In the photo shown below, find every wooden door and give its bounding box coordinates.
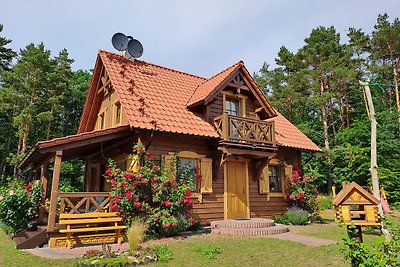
[226,161,248,219]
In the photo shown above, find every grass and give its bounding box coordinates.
[0,209,389,267]
[0,231,76,267]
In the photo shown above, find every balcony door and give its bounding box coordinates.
[226,98,241,138]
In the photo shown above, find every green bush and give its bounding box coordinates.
[315,195,333,211]
[155,244,173,262]
[277,207,310,225]
[0,179,35,232]
[341,215,400,267]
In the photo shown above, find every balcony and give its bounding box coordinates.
[213,113,276,148]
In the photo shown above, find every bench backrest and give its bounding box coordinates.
[59,212,123,226]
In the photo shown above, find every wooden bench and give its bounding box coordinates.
[59,212,127,249]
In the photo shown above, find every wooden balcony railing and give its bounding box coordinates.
[213,113,276,146]
[58,192,111,214]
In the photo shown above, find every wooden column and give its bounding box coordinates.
[37,163,49,224]
[47,151,63,232]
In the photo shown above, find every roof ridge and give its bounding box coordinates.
[99,50,207,81]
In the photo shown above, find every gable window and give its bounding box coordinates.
[113,101,122,126]
[269,166,281,192]
[98,112,106,130]
[225,98,240,116]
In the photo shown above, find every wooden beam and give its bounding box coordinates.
[37,163,49,224]
[47,151,63,232]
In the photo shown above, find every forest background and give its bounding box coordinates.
[0,14,399,206]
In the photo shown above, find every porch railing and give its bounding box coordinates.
[58,192,112,214]
[214,113,276,146]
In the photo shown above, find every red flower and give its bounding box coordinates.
[137,176,142,181]
[134,198,139,203]
[154,217,159,222]
[111,179,117,186]
[112,205,118,211]
[172,222,177,227]
[134,202,142,208]
[126,191,132,199]
[121,181,126,188]
[146,153,154,159]
[124,173,133,179]
[139,149,145,153]
[105,168,112,176]
[173,182,178,189]
[163,223,170,229]
[114,197,120,204]
[165,179,170,185]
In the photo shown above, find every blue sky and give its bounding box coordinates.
[0,1,399,77]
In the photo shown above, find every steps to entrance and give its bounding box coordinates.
[12,226,47,249]
[211,218,288,237]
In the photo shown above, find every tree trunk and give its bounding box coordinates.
[320,79,332,193]
[392,61,400,124]
[359,80,390,242]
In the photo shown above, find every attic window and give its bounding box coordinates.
[114,101,122,126]
[99,112,106,129]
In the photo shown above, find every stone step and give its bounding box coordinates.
[211,218,275,229]
[211,224,289,236]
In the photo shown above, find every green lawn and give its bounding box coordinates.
[0,210,384,267]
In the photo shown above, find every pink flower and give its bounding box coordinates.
[126,191,132,199]
[163,223,171,229]
[165,179,170,185]
[172,223,177,227]
[137,176,142,181]
[134,198,139,203]
[114,197,120,204]
[134,202,142,208]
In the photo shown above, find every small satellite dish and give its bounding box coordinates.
[126,39,144,59]
[111,33,129,51]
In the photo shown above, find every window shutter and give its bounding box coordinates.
[163,154,176,179]
[259,165,270,194]
[200,158,213,194]
[283,164,293,194]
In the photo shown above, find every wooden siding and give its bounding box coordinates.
[95,90,128,130]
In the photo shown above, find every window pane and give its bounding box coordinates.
[177,158,197,192]
[226,98,240,116]
[269,166,281,192]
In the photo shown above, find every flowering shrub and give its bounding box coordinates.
[285,166,319,215]
[105,144,196,236]
[0,179,36,232]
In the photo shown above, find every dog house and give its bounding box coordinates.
[333,182,380,226]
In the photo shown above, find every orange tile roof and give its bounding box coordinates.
[80,50,319,151]
[98,51,218,138]
[187,62,242,106]
[267,110,321,152]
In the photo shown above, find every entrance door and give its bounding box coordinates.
[226,161,248,219]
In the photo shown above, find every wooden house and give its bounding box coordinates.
[333,182,380,226]
[18,51,320,246]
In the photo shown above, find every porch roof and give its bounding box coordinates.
[18,125,133,172]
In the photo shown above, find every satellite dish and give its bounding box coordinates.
[111,33,129,51]
[126,39,144,59]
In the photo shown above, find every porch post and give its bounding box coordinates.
[37,163,49,224]
[47,151,62,232]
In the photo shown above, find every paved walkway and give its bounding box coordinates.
[24,232,336,259]
[267,232,337,247]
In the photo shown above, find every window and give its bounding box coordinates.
[98,112,106,129]
[225,98,240,116]
[114,102,122,126]
[177,158,199,192]
[269,166,281,192]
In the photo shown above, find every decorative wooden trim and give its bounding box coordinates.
[253,158,270,182]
